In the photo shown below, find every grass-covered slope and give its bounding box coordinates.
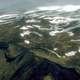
[0,11,80,80]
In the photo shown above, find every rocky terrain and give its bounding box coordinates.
[0,5,80,80]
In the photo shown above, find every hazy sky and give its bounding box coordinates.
[0,0,80,12]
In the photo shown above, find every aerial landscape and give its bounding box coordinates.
[0,0,80,80]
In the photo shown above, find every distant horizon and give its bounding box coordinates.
[0,0,80,12]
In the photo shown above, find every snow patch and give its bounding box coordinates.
[0,14,18,19]
[26,19,40,23]
[27,25,33,28]
[37,6,60,11]
[24,40,30,44]
[78,47,80,53]
[53,48,58,51]
[49,16,75,25]
[33,25,41,28]
[24,10,37,14]
[65,51,77,57]
[67,32,74,36]
[20,25,33,30]
[37,5,80,12]
[20,31,31,37]
[32,31,43,37]
[71,39,80,42]
[58,5,80,12]
[49,31,60,36]
[20,26,29,30]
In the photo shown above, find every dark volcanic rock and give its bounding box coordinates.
[27,59,80,80]
[0,42,9,50]
[0,44,80,80]
[10,54,80,80]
